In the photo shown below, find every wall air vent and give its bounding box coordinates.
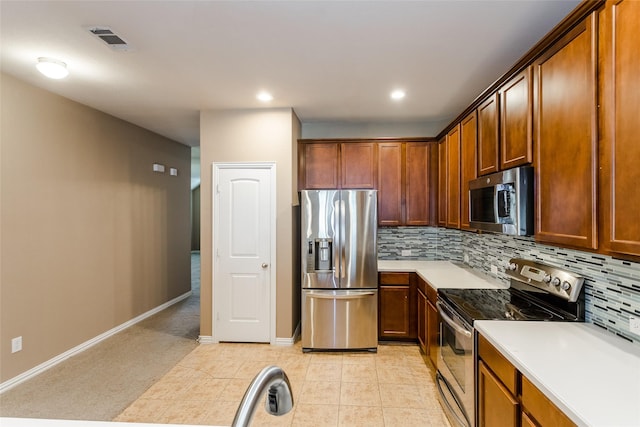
[85,26,134,52]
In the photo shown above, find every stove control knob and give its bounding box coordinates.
[507,262,518,271]
[561,281,572,291]
[543,274,552,283]
[551,277,561,287]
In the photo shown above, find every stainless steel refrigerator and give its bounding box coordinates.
[301,189,378,352]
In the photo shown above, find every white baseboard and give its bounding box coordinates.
[197,335,216,344]
[274,322,300,346]
[199,322,300,347]
[0,291,192,394]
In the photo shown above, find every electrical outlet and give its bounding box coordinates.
[630,317,640,335]
[11,336,22,353]
[463,253,469,263]
[490,265,498,274]
[401,249,411,257]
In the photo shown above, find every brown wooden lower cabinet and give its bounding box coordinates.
[521,376,576,427]
[416,275,439,367]
[378,273,416,340]
[478,334,577,427]
[426,298,439,368]
[379,285,410,338]
[521,411,537,427]
[417,287,427,353]
[478,361,519,427]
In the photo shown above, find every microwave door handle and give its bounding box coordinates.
[493,187,500,221]
[500,190,509,217]
[436,302,472,338]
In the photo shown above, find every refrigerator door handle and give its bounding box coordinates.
[333,198,340,280]
[340,199,346,279]
[307,291,376,300]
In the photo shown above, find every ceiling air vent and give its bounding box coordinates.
[86,26,134,52]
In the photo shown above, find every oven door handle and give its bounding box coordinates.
[436,301,472,338]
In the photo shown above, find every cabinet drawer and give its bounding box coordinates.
[521,376,576,427]
[379,272,410,285]
[478,334,519,395]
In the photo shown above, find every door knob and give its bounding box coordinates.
[262,263,269,269]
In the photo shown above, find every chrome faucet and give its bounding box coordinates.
[231,365,294,427]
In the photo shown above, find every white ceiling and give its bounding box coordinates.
[1,1,580,148]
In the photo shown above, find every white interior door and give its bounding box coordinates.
[213,163,275,343]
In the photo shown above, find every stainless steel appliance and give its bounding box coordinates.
[469,166,533,236]
[301,189,378,352]
[436,258,585,427]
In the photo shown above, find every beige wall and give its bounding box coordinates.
[199,108,300,339]
[0,74,191,383]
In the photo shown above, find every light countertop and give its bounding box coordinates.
[378,260,507,290]
[475,321,640,427]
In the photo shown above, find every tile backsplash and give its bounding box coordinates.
[378,226,640,346]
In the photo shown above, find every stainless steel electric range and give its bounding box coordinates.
[435,258,586,427]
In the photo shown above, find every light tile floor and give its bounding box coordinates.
[114,342,451,426]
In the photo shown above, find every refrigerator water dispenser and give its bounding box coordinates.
[306,238,333,272]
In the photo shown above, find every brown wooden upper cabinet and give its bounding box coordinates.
[378,142,404,226]
[340,142,377,189]
[428,143,440,226]
[446,125,461,229]
[499,67,533,170]
[599,0,640,258]
[300,142,339,189]
[534,13,598,250]
[438,136,447,227]
[461,111,477,230]
[299,141,376,190]
[378,142,432,226]
[477,93,500,176]
[405,143,431,225]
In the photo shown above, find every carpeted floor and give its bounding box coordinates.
[0,252,201,421]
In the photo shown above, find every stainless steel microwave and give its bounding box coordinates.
[469,166,534,236]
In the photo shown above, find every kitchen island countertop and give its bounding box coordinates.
[475,321,640,427]
[378,259,507,290]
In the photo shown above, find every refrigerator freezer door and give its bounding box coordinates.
[341,190,378,289]
[302,289,378,351]
[301,190,339,289]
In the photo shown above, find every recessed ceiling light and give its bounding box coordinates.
[36,57,69,79]
[390,90,406,100]
[257,92,273,102]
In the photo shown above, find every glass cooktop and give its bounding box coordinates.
[437,286,582,326]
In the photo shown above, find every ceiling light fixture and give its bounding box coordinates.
[391,90,406,100]
[257,92,273,102]
[36,57,69,79]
